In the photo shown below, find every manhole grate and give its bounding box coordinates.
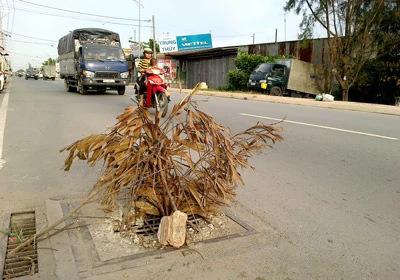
[2,212,38,280]
[123,214,205,236]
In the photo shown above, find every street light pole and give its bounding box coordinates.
[131,0,144,84]
[152,15,156,55]
[132,0,143,59]
[138,0,141,60]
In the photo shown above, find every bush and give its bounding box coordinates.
[349,58,400,105]
[226,69,249,91]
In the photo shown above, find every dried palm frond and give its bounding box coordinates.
[60,84,283,227]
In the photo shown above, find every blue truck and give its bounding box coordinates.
[58,28,129,95]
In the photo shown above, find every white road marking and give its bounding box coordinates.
[240,113,399,140]
[0,91,10,169]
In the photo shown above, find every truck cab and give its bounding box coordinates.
[78,45,129,94]
[247,63,289,95]
[58,28,129,95]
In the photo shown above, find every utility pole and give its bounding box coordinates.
[0,9,3,71]
[252,33,255,44]
[138,0,141,59]
[281,13,287,41]
[152,15,156,56]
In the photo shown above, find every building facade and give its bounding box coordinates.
[161,38,330,89]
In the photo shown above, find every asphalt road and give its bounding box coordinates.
[0,78,399,279]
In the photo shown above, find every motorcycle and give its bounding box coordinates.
[131,67,169,117]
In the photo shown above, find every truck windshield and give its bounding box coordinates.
[255,63,273,73]
[83,46,126,61]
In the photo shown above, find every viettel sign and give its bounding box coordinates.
[176,33,212,51]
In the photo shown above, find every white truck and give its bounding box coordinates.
[247,58,327,97]
[43,65,56,80]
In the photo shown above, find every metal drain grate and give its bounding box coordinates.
[129,214,205,236]
[2,212,38,280]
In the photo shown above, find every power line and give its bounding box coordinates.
[8,39,55,46]
[7,32,57,42]
[12,7,152,27]
[6,0,10,32]
[17,0,150,22]
[11,0,15,33]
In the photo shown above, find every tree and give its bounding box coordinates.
[59,85,283,238]
[284,0,387,101]
[12,85,284,252]
[42,58,57,66]
[129,39,160,55]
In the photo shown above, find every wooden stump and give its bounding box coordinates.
[157,211,188,248]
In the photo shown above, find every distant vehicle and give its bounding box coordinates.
[247,59,327,98]
[17,72,23,78]
[25,69,38,80]
[0,72,4,92]
[38,72,43,79]
[43,65,56,80]
[3,71,8,83]
[58,28,129,95]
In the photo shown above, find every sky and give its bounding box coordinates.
[0,0,308,71]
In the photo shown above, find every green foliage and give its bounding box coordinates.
[147,39,160,53]
[347,3,400,105]
[234,51,268,74]
[349,58,400,105]
[42,58,57,66]
[284,0,395,101]
[129,39,160,54]
[225,51,294,91]
[41,58,57,71]
[0,228,25,243]
[226,69,250,91]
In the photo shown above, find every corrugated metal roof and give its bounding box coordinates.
[162,47,239,59]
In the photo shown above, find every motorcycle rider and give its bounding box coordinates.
[137,47,170,106]
[137,48,153,106]
[144,58,166,107]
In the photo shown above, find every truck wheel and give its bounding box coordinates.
[270,86,283,96]
[117,86,125,95]
[79,85,87,95]
[52,77,55,80]
[78,79,87,95]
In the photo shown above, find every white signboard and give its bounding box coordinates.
[158,38,178,53]
[130,43,139,52]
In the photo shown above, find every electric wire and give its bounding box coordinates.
[12,7,152,27]
[16,0,149,22]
